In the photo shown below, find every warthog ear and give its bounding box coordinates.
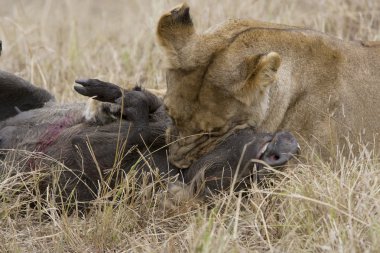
[156,3,195,62]
[237,52,281,104]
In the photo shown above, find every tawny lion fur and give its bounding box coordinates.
[157,4,380,168]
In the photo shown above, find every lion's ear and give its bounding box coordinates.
[236,52,281,104]
[156,3,195,60]
[247,52,281,88]
[247,52,281,89]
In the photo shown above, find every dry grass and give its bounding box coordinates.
[0,0,380,252]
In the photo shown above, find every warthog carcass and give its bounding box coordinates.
[0,68,298,203]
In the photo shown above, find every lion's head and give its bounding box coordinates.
[157,4,282,168]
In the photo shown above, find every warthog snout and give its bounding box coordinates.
[261,131,299,167]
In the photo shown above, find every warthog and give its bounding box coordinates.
[0,69,299,203]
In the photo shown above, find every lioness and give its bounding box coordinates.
[157,4,380,167]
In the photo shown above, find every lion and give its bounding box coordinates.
[157,3,380,168]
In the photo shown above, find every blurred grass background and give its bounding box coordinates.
[0,0,378,102]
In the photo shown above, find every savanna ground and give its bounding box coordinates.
[0,0,380,252]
